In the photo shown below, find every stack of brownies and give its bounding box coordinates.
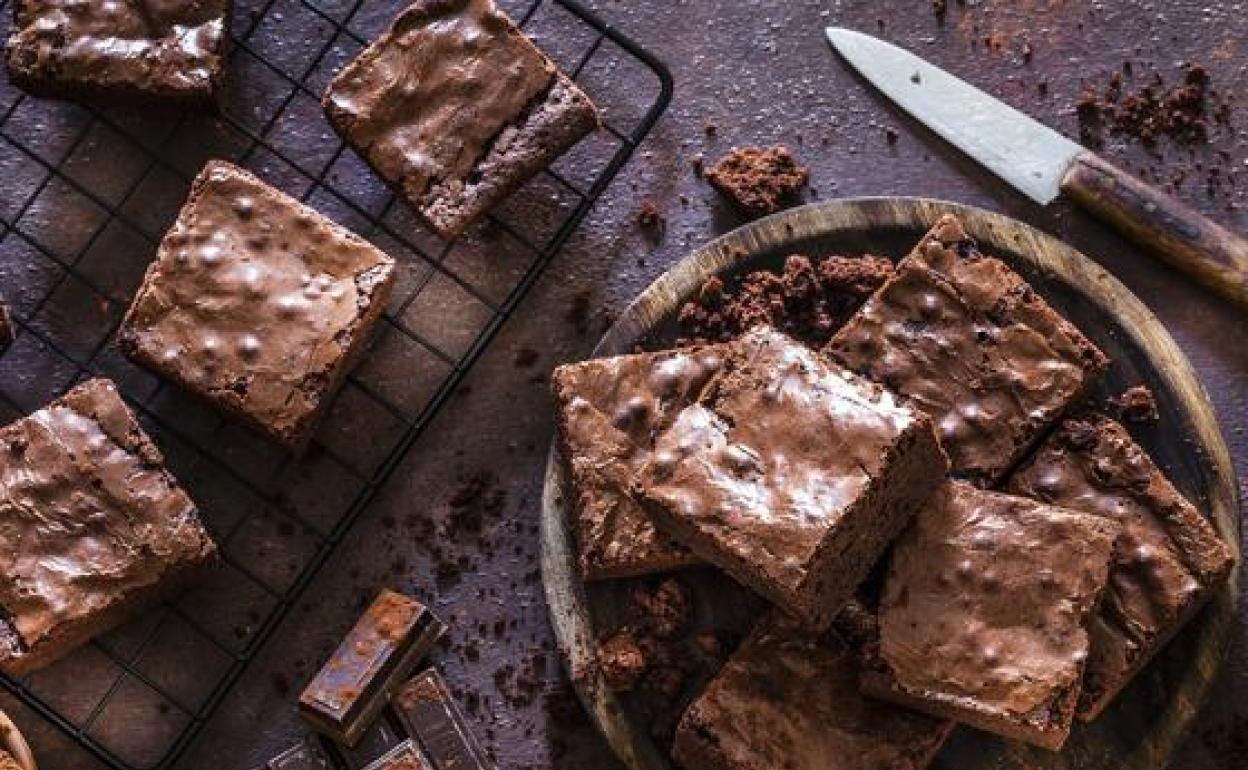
[552,214,1235,770]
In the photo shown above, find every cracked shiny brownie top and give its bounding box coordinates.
[552,346,729,580]
[118,160,396,451]
[828,214,1109,486]
[0,378,216,675]
[1007,413,1234,720]
[865,481,1119,750]
[6,0,230,103]
[323,0,599,239]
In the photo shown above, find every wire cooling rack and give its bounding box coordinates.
[0,0,671,767]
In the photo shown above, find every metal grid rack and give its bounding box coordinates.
[0,0,671,767]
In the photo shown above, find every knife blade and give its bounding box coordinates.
[825,27,1248,308]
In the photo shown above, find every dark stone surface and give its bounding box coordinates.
[0,2,1243,769]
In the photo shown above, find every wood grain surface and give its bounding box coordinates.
[1061,153,1248,309]
[541,198,1242,770]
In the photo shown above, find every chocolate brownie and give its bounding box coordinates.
[863,482,1119,750]
[673,613,953,770]
[637,326,948,630]
[6,0,229,105]
[1006,414,1235,720]
[0,378,216,675]
[0,750,19,770]
[677,254,894,348]
[118,161,396,453]
[828,215,1109,486]
[323,0,600,240]
[552,348,729,580]
[704,146,808,218]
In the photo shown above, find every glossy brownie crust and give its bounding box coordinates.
[0,379,216,675]
[6,0,230,105]
[828,214,1109,486]
[552,348,729,580]
[638,326,947,630]
[323,0,600,239]
[674,613,953,770]
[864,482,1119,750]
[118,161,396,452]
[1007,414,1235,720]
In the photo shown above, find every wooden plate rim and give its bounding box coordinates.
[540,196,1241,770]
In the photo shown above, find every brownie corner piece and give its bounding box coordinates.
[5,0,231,104]
[0,377,216,675]
[828,214,1108,486]
[1006,412,1235,720]
[322,0,600,240]
[637,326,947,630]
[672,613,952,770]
[118,160,396,452]
[866,481,1119,750]
[550,347,726,580]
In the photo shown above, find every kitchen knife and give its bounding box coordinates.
[825,27,1248,308]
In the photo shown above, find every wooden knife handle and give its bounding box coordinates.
[1060,151,1248,308]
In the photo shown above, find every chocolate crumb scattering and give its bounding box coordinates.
[1110,384,1159,423]
[677,253,894,349]
[704,146,809,218]
[637,199,665,242]
[1077,63,1230,148]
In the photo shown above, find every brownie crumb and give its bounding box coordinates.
[513,347,540,368]
[1110,384,1159,423]
[637,199,666,242]
[932,0,948,21]
[884,126,900,145]
[677,253,893,348]
[565,290,593,335]
[598,629,646,691]
[705,146,809,218]
[1077,63,1228,148]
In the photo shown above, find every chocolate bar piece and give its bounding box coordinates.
[361,741,433,770]
[392,668,493,770]
[252,738,334,770]
[300,591,446,746]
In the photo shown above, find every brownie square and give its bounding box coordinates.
[827,215,1109,486]
[674,612,953,770]
[637,326,948,630]
[1006,414,1235,720]
[118,161,396,452]
[863,481,1119,750]
[0,378,217,675]
[551,347,728,580]
[6,0,230,105]
[322,0,600,240]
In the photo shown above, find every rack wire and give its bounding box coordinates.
[0,0,672,767]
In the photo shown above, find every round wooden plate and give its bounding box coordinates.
[540,198,1241,770]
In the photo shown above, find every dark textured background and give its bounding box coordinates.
[1,1,1245,769]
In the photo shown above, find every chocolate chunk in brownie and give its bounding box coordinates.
[678,253,894,348]
[828,214,1109,486]
[6,0,230,105]
[863,482,1119,750]
[637,326,948,630]
[552,347,731,580]
[704,146,809,218]
[1006,414,1234,720]
[323,0,600,240]
[118,161,396,453]
[673,613,953,770]
[0,378,216,675]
